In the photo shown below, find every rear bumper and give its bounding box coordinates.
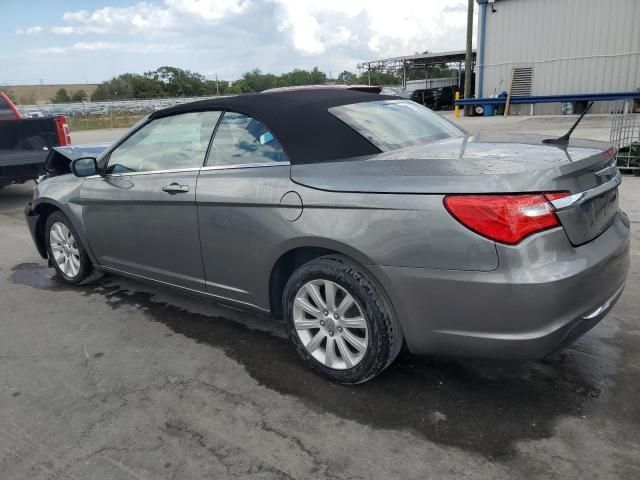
[372,211,630,359]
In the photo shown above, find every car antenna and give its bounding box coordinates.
[542,101,594,146]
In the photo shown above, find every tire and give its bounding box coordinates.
[45,211,93,284]
[474,105,484,116]
[283,255,402,384]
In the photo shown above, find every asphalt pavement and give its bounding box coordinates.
[442,112,618,142]
[0,123,639,478]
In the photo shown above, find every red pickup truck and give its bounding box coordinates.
[0,91,71,189]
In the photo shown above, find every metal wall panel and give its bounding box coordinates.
[477,0,640,114]
[404,78,458,92]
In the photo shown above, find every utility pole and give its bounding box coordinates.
[215,74,219,95]
[463,0,474,116]
[402,60,407,89]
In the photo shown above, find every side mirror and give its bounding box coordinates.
[70,157,98,177]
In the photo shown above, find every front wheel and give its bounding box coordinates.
[283,255,402,384]
[45,211,93,284]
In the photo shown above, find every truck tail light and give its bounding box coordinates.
[55,115,71,146]
[443,193,570,245]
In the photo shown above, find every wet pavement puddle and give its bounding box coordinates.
[12,262,612,459]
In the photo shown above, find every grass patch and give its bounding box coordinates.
[617,143,640,169]
[68,113,146,131]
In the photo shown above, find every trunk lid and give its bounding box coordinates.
[291,134,620,245]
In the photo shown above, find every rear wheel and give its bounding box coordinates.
[283,255,402,384]
[45,211,92,284]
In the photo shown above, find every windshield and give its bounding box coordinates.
[329,99,463,152]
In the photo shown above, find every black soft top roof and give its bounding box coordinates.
[150,90,397,164]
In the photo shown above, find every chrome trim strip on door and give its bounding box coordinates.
[205,280,250,294]
[200,161,290,172]
[86,167,203,179]
[550,172,622,211]
[85,162,290,179]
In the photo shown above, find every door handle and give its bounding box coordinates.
[162,183,190,194]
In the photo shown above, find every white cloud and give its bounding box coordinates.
[72,42,120,51]
[11,0,476,84]
[165,0,251,21]
[273,1,363,55]
[16,26,43,35]
[57,3,175,35]
[48,0,250,37]
[28,41,183,56]
[43,0,474,58]
[49,26,74,35]
[28,42,118,55]
[272,0,474,59]
[27,46,67,55]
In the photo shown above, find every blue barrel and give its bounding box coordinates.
[483,104,495,116]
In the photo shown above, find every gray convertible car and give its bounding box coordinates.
[25,89,629,383]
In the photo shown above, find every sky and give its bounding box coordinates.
[2,0,477,85]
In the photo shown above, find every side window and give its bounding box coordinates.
[106,111,221,174]
[207,112,287,167]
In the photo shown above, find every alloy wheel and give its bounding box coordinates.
[293,279,369,370]
[49,222,81,278]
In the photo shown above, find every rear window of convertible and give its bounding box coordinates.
[328,99,463,152]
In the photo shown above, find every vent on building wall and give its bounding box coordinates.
[510,66,533,97]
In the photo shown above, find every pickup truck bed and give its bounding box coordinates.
[0,116,70,188]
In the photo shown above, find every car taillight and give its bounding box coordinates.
[543,192,571,202]
[602,146,616,160]
[55,115,71,146]
[443,193,570,245]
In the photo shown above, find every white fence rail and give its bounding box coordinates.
[17,96,225,118]
[610,100,640,171]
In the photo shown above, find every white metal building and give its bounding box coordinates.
[476,0,640,114]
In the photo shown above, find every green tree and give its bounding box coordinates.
[357,70,399,86]
[145,66,208,97]
[51,88,71,103]
[278,67,327,87]
[231,69,279,93]
[90,65,338,99]
[229,67,330,93]
[126,73,166,98]
[91,76,136,101]
[337,70,358,84]
[204,79,230,95]
[405,65,458,81]
[70,89,87,102]
[5,90,18,104]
